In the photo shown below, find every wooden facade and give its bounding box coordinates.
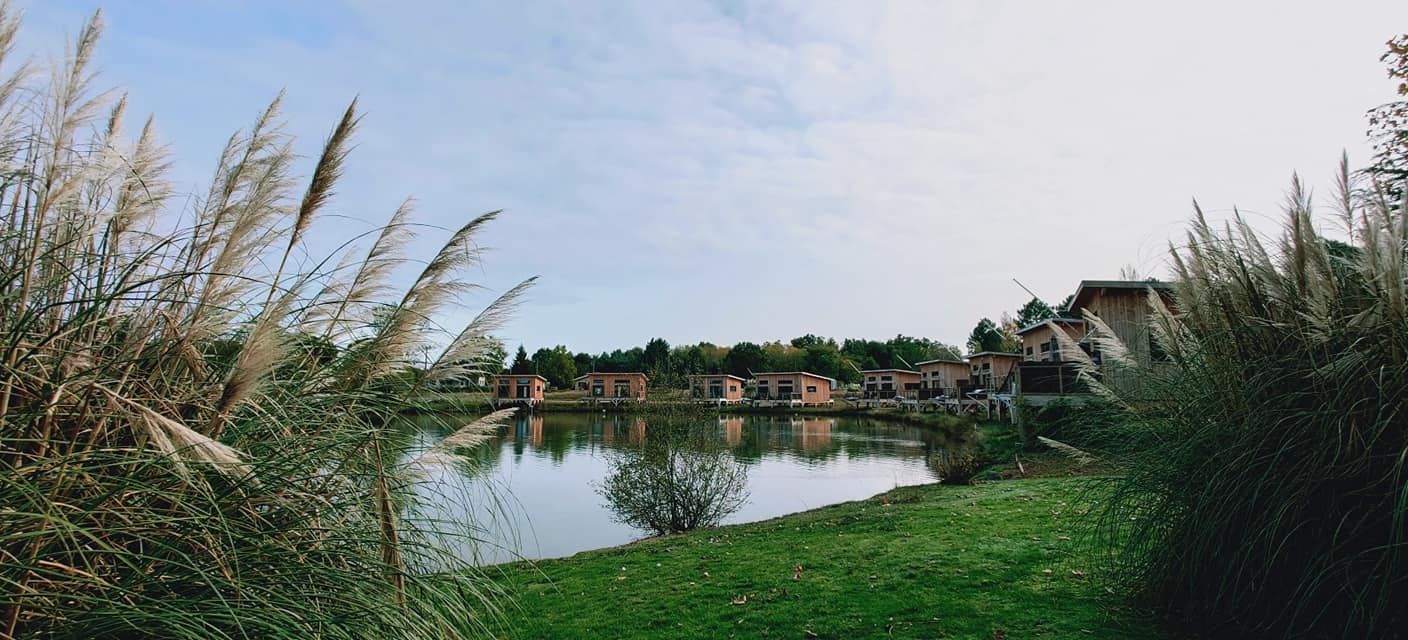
[965,352,1021,391]
[1016,318,1085,362]
[688,374,746,403]
[1069,280,1174,397]
[750,372,834,405]
[861,369,922,399]
[916,359,967,397]
[580,372,649,402]
[492,374,546,407]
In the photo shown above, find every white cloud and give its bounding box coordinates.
[19,0,1408,352]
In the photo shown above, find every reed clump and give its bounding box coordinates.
[1075,158,1408,638]
[0,7,530,639]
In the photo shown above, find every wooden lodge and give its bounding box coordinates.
[1017,317,1085,362]
[492,374,546,408]
[580,372,648,406]
[964,352,1021,393]
[1012,280,1174,411]
[688,374,746,404]
[750,372,835,406]
[859,368,922,407]
[915,358,967,401]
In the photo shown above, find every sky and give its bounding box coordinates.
[17,1,1408,354]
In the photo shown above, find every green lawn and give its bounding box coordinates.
[487,478,1156,639]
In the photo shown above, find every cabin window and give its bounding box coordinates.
[881,375,892,381]
[982,363,991,370]
[1025,347,1033,356]
[1040,343,1051,352]
[806,386,817,393]
[729,385,737,392]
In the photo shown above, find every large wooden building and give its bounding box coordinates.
[751,372,834,406]
[861,369,922,400]
[1069,279,1174,396]
[1016,318,1085,362]
[965,352,1022,391]
[580,372,649,403]
[492,374,546,408]
[916,359,968,399]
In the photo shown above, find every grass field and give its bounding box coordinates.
[486,478,1156,639]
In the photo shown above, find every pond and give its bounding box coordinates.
[402,411,974,565]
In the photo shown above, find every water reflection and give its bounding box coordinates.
[401,412,979,563]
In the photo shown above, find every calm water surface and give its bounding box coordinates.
[404,412,965,564]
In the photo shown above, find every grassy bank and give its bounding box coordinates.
[487,478,1155,639]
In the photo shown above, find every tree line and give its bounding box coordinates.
[499,295,1079,389]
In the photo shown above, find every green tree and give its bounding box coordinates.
[530,345,577,388]
[573,351,594,374]
[966,318,1005,353]
[642,337,672,383]
[1016,297,1056,327]
[724,341,766,377]
[1367,34,1408,191]
[510,345,531,374]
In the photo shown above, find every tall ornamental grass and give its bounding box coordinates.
[0,7,531,639]
[1072,158,1408,638]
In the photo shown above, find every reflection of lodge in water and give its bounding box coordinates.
[719,416,744,446]
[756,418,836,452]
[510,414,545,447]
[591,415,647,446]
[792,418,833,451]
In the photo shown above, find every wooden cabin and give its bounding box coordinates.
[915,359,967,399]
[580,372,648,403]
[1067,279,1174,396]
[861,369,921,400]
[1016,318,1085,362]
[750,372,834,406]
[688,374,746,404]
[964,353,1021,392]
[492,374,546,407]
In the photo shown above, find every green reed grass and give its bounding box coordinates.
[0,6,532,638]
[1066,157,1408,637]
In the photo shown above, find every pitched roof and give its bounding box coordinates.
[580,371,650,381]
[687,374,747,381]
[966,351,1022,359]
[1070,279,1173,310]
[1014,317,1084,336]
[859,368,920,374]
[914,358,966,366]
[751,371,838,383]
[494,374,547,381]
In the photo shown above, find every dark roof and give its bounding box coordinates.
[581,371,650,381]
[1014,317,1084,336]
[752,371,837,383]
[914,358,966,366]
[1071,279,1173,310]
